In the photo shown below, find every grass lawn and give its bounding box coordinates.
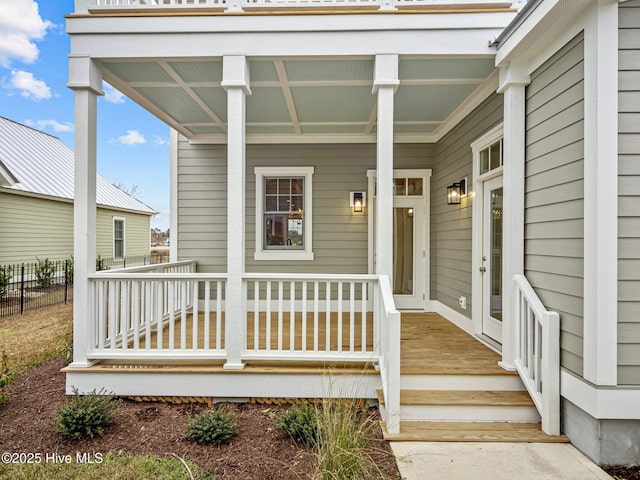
[0,453,215,480]
[0,303,72,374]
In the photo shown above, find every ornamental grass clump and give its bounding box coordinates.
[185,409,238,446]
[275,402,319,447]
[54,388,121,439]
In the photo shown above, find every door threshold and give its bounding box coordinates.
[475,333,502,355]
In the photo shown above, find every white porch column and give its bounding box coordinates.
[222,55,251,369]
[497,62,529,369]
[67,54,103,367]
[583,0,618,386]
[373,54,399,280]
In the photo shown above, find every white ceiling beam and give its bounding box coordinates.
[274,59,302,135]
[159,61,227,132]
[102,69,193,139]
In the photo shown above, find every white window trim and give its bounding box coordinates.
[113,216,126,260]
[254,166,314,261]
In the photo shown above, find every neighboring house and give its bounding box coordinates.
[65,0,640,466]
[0,117,156,264]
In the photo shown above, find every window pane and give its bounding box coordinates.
[265,215,304,248]
[265,215,286,246]
[288,219,303,247]
[278,195,290,212]
[290,195,303,213]
[265,178,278,195]
[394,178,406,196]
[490,140,501,170]
[291,178,303,194]
[278,178,290,193]
[265,195,277,212]
[480,148,489,174]
[407,178,423,196]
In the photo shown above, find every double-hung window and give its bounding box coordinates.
[113,217,125,259]
[254,167,314,261]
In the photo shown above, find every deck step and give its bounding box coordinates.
[378,389,540,422]
[400,374,525,391]
[378,390,535,407]
[381,421,569,443]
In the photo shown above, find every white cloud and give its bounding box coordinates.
[103,82,125,104]
[25,119,74,133]
[153,135,169,147]
[0,0,53,67]
[4,70,51,100]
[114,130,146,146]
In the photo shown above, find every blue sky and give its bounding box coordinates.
[0,0,171,230]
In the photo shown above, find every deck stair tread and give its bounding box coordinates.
[377,389,535,407]
[381,421,570,443]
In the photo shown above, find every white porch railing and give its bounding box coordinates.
[513,274,560,436]
[85,264,401,432]
[77,0,519,12]
[376,275,401,434]
[243,273,377,362]
[88,261,227,360]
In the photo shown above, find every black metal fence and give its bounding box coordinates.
[0,253,170,318]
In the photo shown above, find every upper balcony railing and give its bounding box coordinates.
[75,0,521,13]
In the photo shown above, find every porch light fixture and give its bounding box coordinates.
[350,192,366,213]
[446,178,467,205]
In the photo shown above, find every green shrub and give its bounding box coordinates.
[276,402,319,447]
[0,266,11,298]
[0,351,13,406]
[96,256,108,272]
[65,256,74,284]
[54,388,121,439]
[185,409,237,446]
[35,257,55,287]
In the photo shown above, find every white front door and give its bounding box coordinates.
[368,169,430,311]
[481,175,503,343]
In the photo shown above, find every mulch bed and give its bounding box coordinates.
[0,357,399,479]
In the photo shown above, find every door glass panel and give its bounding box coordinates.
[490,188,503,320]
[394,178,406,196]
[393,207,414,295]
[407,178,423,196]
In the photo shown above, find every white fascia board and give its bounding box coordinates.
[561,371,640,420]
[67,12,516,35]
[496,0,584,68]
[70,29,503,58]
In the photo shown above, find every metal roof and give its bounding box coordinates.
[0,116,156,215]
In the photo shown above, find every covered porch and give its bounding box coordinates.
[66,2,560,436]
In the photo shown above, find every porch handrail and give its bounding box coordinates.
[98,259,196,275]
[376,274,400,435]
[513,274,560,436]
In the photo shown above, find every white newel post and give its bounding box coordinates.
[373,54,399,280]
[222,55,251,369]
[497,62,529,369]
[68,54,103,367]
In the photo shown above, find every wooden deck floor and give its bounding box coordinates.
[89,312,503,376]
[400,313,509,376]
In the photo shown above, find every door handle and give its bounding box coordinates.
[479,266,486,272]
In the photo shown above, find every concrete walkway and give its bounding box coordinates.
[391,442,613,480]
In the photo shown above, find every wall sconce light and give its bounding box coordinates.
[350,192,366,213]
[446,178,467,205]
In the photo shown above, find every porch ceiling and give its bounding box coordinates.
[101,56,495,142]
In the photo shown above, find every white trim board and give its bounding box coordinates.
[561,370,640,420]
